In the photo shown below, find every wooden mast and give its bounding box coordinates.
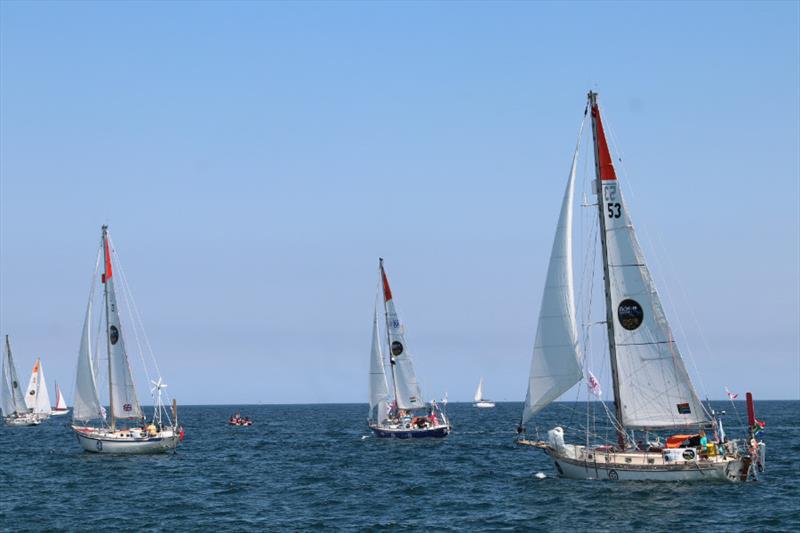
[588,92,626,448]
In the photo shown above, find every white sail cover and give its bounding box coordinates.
[474,377,485,402]
[381,265,426,410]
[73,265,104,422]
[368,307,390,424]
[1,338,29,416]
[521,132,584,426]
[54,383,68,410]
[593,104,709,429]
[25,359,52,415]
[104,235,143,421]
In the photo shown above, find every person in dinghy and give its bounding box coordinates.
[366,259,451,439]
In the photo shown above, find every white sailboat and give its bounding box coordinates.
[25,358,52,421]
[71,225,182,454]
[473,377,495,408]
[1,336,41,426]
[51,381,70,416]
[367,258,451,438]
[517,92,764,482]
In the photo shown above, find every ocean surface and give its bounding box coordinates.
[1,401,798,531]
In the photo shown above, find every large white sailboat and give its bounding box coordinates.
[367,258,451,439]
[51,381,70,416]
[1,336,41,426]
[25,358,51,421]
[517,92,764,482]
[473,377,495,408]
[71,225,182,454]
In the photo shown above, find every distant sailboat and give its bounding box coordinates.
[71,225,182,453]
[51,381,69,416]
[25,358,51,421]
[367,258,451,438]
[517,92,763,482]
[1,336,41,426]
[473,377,495,408]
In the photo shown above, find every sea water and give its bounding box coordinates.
[0,401,797,531]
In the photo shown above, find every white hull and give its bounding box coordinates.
[3,413,42,426]
[50,409,70,416]
[473,401,495,408]
[73,426,179,454]
[540,444,752,482]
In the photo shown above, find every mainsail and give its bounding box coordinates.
[73,254,104,422]
[103,231,143,423]
[474,377,485,402]
[368,306,390,424]
[54,382,68,410]
[1,336,29,416]
[521,122,584,426]
[25,358,52,416]
[380,261,426,410]
[590,96,709,429]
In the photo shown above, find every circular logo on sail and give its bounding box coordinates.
[29,390,35,396]
[109,325,119,345]
[12,380,17,389]
[617,299,643,331]
[391,341,404,356]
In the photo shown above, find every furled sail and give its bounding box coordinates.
[368,306,390,424]
[73,258,104,422]
[521,125,584,426]
[591,102,709,429]
[1,336,29,416]
[25,358,52,415]
[103,233,143,422]
[380,262,426,410]
[474,377,485,402]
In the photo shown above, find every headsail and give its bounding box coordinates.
[73,252,104,422]
[590,95,709,429]
[25,358,52,415]
[54,382,68,410]
[1,336,29,416]
[474,377,485,402]
[380,261,426,410]
[521,120,584,426]
[103,229,143,424]
[368,306,390,424]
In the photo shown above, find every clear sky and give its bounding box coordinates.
[1,1,798,405]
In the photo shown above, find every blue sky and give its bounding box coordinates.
[1,1,798,405]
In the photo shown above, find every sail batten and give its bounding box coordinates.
[522,121,584,426]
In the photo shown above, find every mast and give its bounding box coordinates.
[379,258,401,414]
[102,225,115,430]
[588,91,625,448]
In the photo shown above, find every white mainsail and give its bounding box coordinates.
[368,306,390,424]
[2,336,29,416]
[73,259,104,422]
[103,233,143,423]
[54,382,68,410]
[25,358,52,416]
[521,125,584,426]
[591,101,709,430]
[474,377,485,402]
[380,262,426,410]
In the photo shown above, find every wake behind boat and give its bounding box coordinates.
[367,259,451,439]
[517,92,764,482]
[1,336,41,426]
[473,377,495,408]
[71,225,182,454]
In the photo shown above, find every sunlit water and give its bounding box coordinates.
[1,401,797,531]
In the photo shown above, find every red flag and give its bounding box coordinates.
[102,236,113,283]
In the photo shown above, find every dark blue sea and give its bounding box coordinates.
[1,401,798,531]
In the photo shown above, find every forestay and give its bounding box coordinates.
[381,265,426,411]
[103,234,143,422]
[592,103,709,429]
[368,307,390,424]
[521,122,584,426]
